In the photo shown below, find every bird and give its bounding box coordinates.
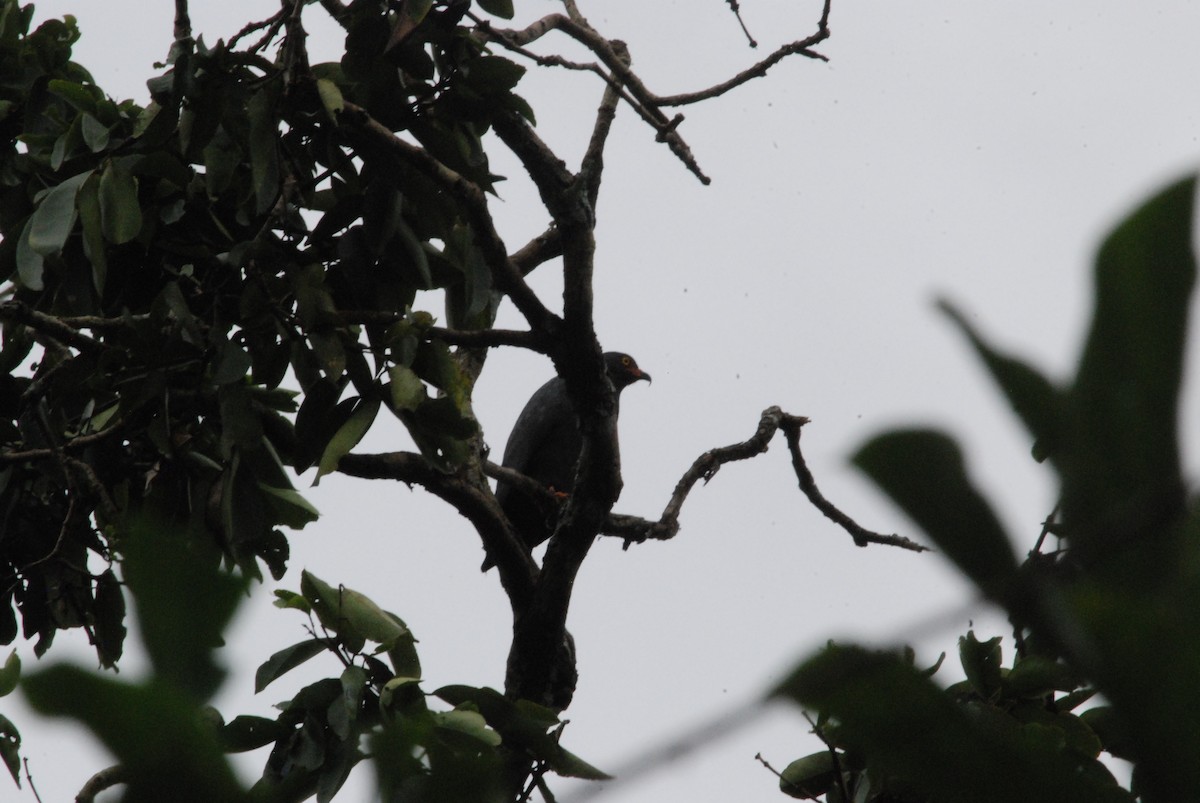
[484,352,651,571]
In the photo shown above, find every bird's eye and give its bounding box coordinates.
[622,356,631,366]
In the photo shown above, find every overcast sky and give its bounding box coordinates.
[11,1,1200,801]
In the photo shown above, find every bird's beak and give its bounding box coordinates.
[637,369,652,384]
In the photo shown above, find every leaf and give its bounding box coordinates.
[0,713,18,787]
[316,78,344,120]
[315,396,379,482]
[1062,175,1195,558]
[98,159,142,244]
[93,569,127,669]
[779,751,839,799]
[255,639,328,693]
[80,112,109,152]
[76,172,107,294]
[939,300,1063,462]
[119,514,248,701]
[15,217,44,291]
[388,364,426,411]
[221,715,286,753]
[433,708,502,749]
[0,650,19,697]
[258,484,320,529]
[247,87,280,215]
[852,429,1016,599]
[27,170,91,256]
[22,667,246,801]
[476,0,514,19]
[959,631,1002,700]
[1004,656,1080,699]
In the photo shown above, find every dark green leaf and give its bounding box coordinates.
[76,172,107,294]
[258,484,320,529]
[940,299,1063,462]
[247,87,281,215]
[23,667,247,801]
[99,159,142,244]
[28,170,91,255]
[255,639,328,693]
[771,645,1130,803]
[80,113,109,152]
[433,708,502,749]
[959,631,1002,700]
[119,514,248,701]
[852,429,1016,598]
[476,0,515,20]
[779,751,839,799]
[1062,175,1195,558]
[93,569,127,669]
[222,715,286,753]
[315,396,379,482]
[0,650,18,697]
[0,713,18,787]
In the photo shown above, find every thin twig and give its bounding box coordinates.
[779,413,925,551]
[24,757,43,803]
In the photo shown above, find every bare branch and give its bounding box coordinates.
[610,407,927,554]
[779,413,926,551]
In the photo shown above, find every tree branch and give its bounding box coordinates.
[609,407,927,553]
[336,451,539,606]
[0,301,106,353]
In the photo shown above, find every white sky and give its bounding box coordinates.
[9,1,1200,801]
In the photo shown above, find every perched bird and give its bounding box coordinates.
[485,352,651,571]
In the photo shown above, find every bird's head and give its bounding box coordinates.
[604,351,652,390]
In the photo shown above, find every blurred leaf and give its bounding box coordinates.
[1062,176,1195,558]
[23,667,247,802]
[0,713,18,787]
[852,429,1016,598]
[120,515,248,700]
[1004,655,1080,699]
[940,299,1063,462]
[770,645,1131,803]
[0,650,18,697]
